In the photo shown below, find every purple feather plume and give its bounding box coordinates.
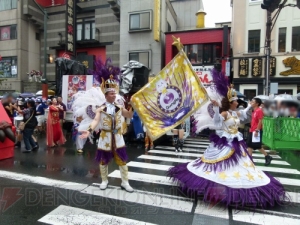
[211,69,229,97]
[88,58,120,84]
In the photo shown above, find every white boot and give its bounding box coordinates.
[99,165,109,190]
[119,165,134,193]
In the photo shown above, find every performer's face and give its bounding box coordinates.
[105,91,116,103]
[230,100,238,109]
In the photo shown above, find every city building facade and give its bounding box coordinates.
[119,0,204,76]
[0,0,41,94]
[0,0,121,93]
[231,0,300,98]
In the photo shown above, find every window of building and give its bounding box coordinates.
[0,57,17,78]
[167,22,171,32]
[278,89,293,95]
[77,18,95,41]
[36,32,40,41]
[184,43,222,65]
[129,51,150,68]
[244,89,257,101]
[292,26,300,52]
[248,30,261,53]
[0,0,17,11]
[278,27,286,52]
[0,25,17,41]
[129,11,151,32]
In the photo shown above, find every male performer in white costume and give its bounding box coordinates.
[80,76,134,192]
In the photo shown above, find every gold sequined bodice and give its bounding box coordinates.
[223,111,240,135]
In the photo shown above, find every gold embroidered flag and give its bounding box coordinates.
[131,36,209,141]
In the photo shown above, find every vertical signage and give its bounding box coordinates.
[66,0,76,56]
[238,59,249,76]
[225,62,230,77]
[252,58,262,77]
[153,0,161,42]
[270,57,276,76]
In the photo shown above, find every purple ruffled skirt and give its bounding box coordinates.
[95,147,128,165]
[167,134,289,208]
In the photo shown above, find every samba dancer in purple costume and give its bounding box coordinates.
[168,70,288,208]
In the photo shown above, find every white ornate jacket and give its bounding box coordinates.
[97,103,127,152]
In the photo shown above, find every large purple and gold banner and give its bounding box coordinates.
[131,37,209,141]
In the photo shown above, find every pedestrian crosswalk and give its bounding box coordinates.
[0,138,300,225]
[104,138,300,224]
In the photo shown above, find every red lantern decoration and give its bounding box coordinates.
[35,0,66,8]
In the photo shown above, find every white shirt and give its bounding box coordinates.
[105,102,116,115]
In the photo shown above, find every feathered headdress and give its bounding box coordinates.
[211,69,237,102]
[88,58,120,85]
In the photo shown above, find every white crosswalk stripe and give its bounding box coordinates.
[38,205,157,225]
[138,154,290,166]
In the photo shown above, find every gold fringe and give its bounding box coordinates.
[201,149,235,164]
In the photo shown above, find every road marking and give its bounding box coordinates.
[182,144,209,148]
[155,146,204,153]
[232,208,300,225]
[127,161,300,175]
[138,155,191,163]
[109,169,300,188]
[149,149,281,159]
[184,141,210,144]
[148,150,202,158]
[186,138,210,142]
[127,162,172,171]
[156,146,276,155]
[138,155,289,166]
[81,185,194,213]
[195,201,229,219]
[38,205,156,225]
[0,170,88,191]
[276,177,300,187]
[109,170,173,186]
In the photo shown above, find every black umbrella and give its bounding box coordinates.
[20,93,35,98]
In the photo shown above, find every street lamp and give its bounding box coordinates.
[32,0,49,100]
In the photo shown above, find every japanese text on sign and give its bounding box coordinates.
[66,0,75,55]
[270,57,276,76]
[252,58,262,77]
[238,59,249,76]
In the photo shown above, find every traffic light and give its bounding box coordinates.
[261,0,282,12]
[261,0,272,10]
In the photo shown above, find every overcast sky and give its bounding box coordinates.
[202,0,232,27]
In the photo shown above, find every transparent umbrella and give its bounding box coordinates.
[255,95,270,101]
[11,92,21,98]
[274,94,294,101]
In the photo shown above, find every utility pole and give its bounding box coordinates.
[265,10,272,95]
[42,8,48,101]
[33,0,49,100]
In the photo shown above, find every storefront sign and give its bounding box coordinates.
[76,55,94,70]
[225,62,230,77]
[193,66,214,86]
[66,0,76,56]
[252,58,262,77]
[270,57,276,76]
[238,59,249,76]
